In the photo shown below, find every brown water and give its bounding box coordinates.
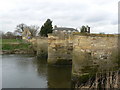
[2,54,72,88]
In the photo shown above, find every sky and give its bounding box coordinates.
[0,0,119,34]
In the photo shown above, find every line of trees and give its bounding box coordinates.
[1,31,21,39]
[15,24,39,37]
[2,18,93,39]
[1,19,53,39]
[14,19,53,38]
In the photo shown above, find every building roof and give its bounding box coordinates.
[53,27,78,32]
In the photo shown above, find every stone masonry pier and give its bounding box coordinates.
[48,33,73,65]
[72,35,118,76]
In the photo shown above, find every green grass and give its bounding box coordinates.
[2,43,30,50]
[1,39,30,50]
[1,39,23,44]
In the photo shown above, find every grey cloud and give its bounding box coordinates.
[111,20,118,25]
[85,15,107,23]
[0,0,118,33]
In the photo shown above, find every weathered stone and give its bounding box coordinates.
[36,37,48,59]
[72,35,118,77]
[48,34,73,65]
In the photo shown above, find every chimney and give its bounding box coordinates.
[86,26,90,33]
[88,26,90,33]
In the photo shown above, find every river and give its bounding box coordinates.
[2,54,72,88]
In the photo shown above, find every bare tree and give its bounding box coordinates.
[0,31,4,39]
[5,32,14,36]
[28,25,39,37]
[4,31,15,39]
[15,23,39,37]
[15,23,27,35]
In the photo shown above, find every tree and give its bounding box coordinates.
[0,31,4,39]
[28,25,39,37]
[80,26,87,33]
[15,23,27,35]
[80,25,90,33]
[99,32,105,34]
[15,23,39,37]
[39,25,45,36]
[5,31,14,36]
[5,31,15,39]
[39,19,53,37]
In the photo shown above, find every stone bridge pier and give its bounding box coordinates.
[37,37,48,59]
[71,35,119,88]
[48,33,73,65]
[72,35,118,76]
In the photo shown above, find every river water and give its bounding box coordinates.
[2,54,72,88]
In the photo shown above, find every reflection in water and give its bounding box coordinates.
[2,54,72,88]
[2,54,47,88]
[47,65,72,88]
[33,58,47,78]
[33,57,72,88]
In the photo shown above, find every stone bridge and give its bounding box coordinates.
[32,33,120,88]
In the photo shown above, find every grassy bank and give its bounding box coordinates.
[1,39,30,50]
[1,39,22,44]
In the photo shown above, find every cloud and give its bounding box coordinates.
[0,0,119,33]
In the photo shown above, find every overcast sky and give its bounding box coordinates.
[0,0,119,33]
